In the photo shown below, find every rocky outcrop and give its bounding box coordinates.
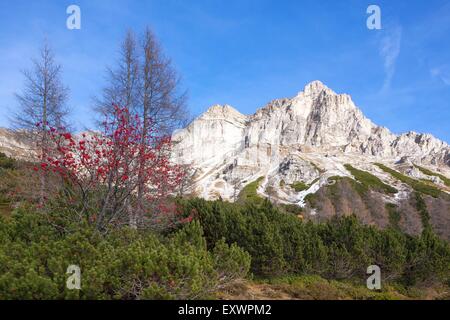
[0,128,36,160]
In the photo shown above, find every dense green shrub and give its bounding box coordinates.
[1,194,449,299]
[0,208,250,300]
[402,228,450,286]
[0,154,18,215]
[179,198,450,285]
[414,192,431,230]
[386,203,401,231]
[0,153,15,170]
[181,199,286,275]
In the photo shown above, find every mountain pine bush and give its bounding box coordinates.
[178,198,450,285]
[0,153,15,170]
[0,208,250,299]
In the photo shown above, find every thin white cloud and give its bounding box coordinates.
[430,66,450,86]
[379,25,402,93]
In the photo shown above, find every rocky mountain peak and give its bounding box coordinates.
[171,80,450,205]
[201,104,246,120]
[302,80,334,97]
[195,105,249,132]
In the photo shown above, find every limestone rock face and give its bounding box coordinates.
[172,104,248,166]
[172,81,450,202]
[0,128,35,160]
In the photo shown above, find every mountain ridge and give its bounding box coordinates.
[171,81,450,240]
[180,81,449,161]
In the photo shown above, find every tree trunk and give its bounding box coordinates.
[40,76,48,206]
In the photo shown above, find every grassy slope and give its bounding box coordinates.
[290,178,321,193]
[238,177,265,203]
[345,164,397,194]
[375,163,442,198]
[291,181,309,192]
[415,165,450,187]
[218,275,450,300]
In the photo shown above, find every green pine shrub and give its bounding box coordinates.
[178,198,450,286]
[0,153,15,170]
[0,208,251,300]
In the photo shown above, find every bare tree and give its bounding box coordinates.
[135,27,188,221]
[138,27,188,135]
[95,30,140,119]
[96,27,188,132]
[94,30,141,226]
[97,27,189,226]
[13,42,69,204]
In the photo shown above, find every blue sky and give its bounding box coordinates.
[0,0,449,142]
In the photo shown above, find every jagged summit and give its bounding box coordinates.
[199,104,247,122]
[204,104,236,114]
[302,80,333,96]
